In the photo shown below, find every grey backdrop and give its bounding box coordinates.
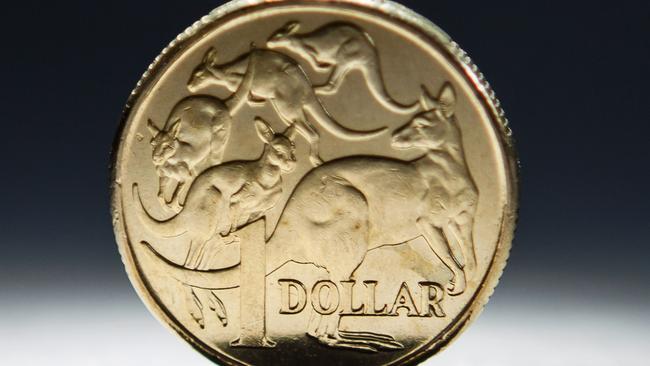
[1,1,648,365]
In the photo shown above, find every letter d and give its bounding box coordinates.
[278,279,307,314]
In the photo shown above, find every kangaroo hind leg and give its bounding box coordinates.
[452,212,477,278]
[294,119,322,166]
[316,61,355,95]
[307,277,403,352]
[416,218,466,296]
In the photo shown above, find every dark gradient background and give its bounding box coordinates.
[1,1,648,365]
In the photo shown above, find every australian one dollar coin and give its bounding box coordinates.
[111,0,518,364]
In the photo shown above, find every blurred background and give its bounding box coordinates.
[0,0,648,365]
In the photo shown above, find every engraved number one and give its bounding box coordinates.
[230,219,275,348]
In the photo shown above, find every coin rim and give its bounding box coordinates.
[109,1,519,365]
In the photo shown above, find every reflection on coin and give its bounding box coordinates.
[111,0,518,364]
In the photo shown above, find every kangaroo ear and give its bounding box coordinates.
[203,47,219,65]
[147,119,160,136]
[169,119,182,138]
[286,21,301,35]
[283,124,298,142]
[254,117,275,144]
[438,83,456,118]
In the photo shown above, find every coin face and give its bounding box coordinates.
[111,0,517,364]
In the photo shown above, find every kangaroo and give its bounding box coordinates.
[138,83,478,352]
[147,96,232,211]
[187,46,386,166]
[267,21,420,115]
[135,117,297,270]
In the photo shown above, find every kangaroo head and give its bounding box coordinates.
[255,118,297,173]
[148,119,181,166]
[391,83,458,151]
[188,47,226,92]
[267,21,301,50]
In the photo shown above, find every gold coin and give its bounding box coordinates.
[111,0,518,364]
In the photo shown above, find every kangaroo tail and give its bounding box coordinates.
[305,98,388,140]
[140,241,241,290]
[132,184,187,238]
[362,63,421,115]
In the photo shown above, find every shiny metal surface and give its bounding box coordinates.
[111,1,517,364]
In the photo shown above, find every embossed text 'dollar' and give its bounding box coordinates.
[278,279,446,317]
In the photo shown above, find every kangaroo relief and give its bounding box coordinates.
[113,4,518,362]
[267,21,421,115]
[147,96,232,211]
[391,84,479,285]
[134,117,297,270]
[140,84,479,352]
[188,46,387,166]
